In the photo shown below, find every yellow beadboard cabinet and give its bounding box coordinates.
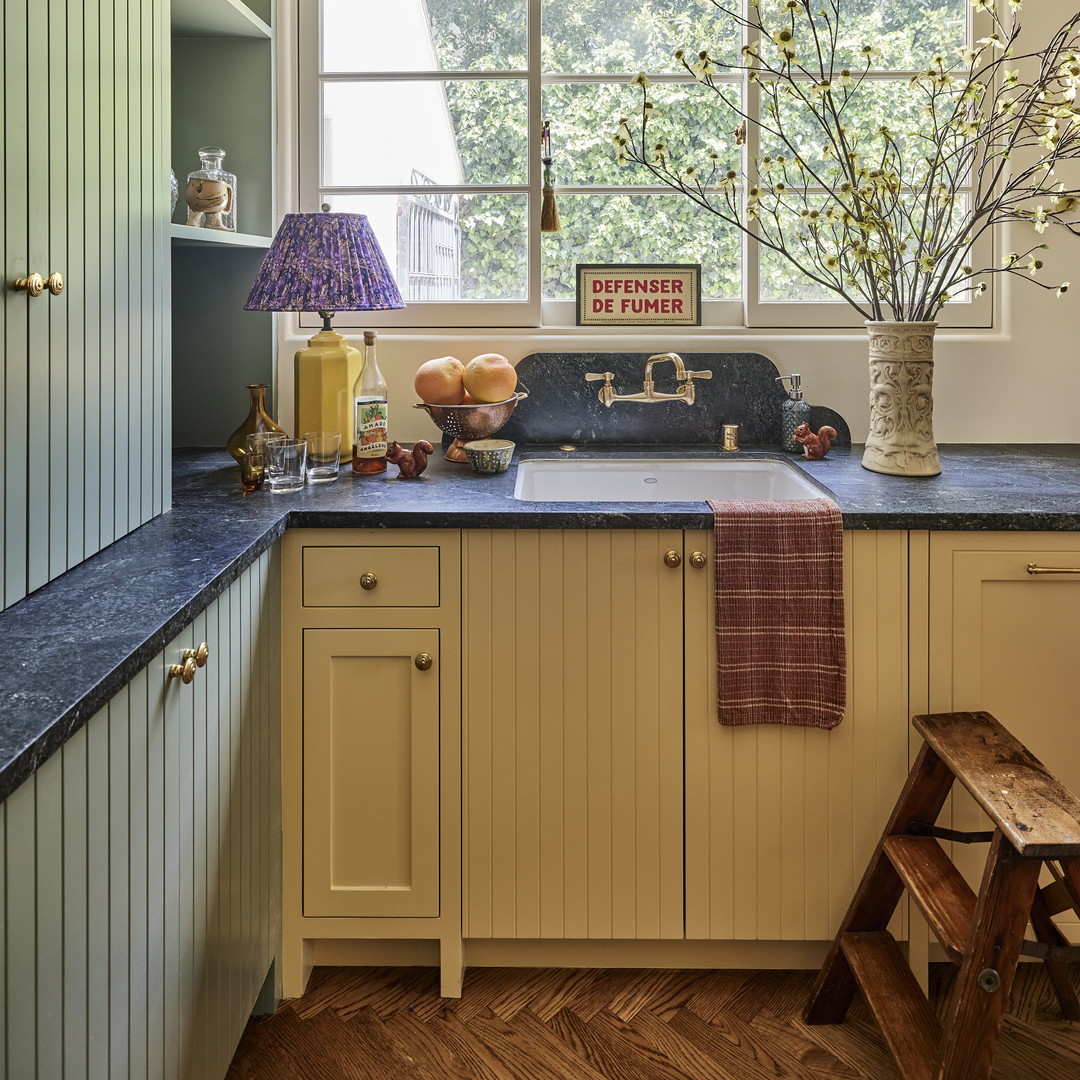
[917,531,1080,937]
[462,529,686,941]
[281,526,1080,991]
[684,529,910,942]
[461,529,910,949]
[280,529,463,999]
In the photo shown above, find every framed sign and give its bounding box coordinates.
[576,263,701,326]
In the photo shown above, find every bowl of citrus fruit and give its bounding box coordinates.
[413,353,527,462]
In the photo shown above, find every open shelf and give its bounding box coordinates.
[171,223,272,248]
[171,0,276,447]
[172,0,270,38]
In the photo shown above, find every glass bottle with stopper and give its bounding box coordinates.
[185,146,237,231]
[352,331,389,474]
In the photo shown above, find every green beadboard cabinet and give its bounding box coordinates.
[1,0,171,611]
[0,549,281,1080]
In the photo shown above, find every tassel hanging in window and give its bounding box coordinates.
[540,120,561,233]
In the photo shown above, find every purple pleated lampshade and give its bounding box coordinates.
[244,212,405,312]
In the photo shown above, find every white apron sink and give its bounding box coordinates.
[512,457,826,502]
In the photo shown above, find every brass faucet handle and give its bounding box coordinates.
[585,371,615,383]
[683,369,712,381]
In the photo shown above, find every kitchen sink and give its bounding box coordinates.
[512,456,827,502]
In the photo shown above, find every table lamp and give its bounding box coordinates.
[244,212,405,456]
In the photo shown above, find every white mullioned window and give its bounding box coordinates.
[297,0,989,329]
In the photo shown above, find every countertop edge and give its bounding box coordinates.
[3,442,1080,801]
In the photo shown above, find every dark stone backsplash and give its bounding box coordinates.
[496,352,850,449]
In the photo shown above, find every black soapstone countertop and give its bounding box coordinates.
[1,441,1079,802]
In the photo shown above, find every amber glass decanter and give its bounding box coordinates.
[226,383,286,464]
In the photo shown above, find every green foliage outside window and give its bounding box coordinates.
[417,0,988,304]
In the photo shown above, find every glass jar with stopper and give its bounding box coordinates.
[185,146,237,231]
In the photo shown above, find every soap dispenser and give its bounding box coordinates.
[776,374,810,452]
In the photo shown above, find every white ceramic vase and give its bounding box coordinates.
[861,321,941,477]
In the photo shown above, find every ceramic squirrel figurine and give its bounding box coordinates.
[792,422,836,460]
[386,440,435,478]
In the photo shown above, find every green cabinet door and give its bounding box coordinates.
[1,0,170,611]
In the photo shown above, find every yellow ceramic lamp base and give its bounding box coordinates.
[294,329,362,457]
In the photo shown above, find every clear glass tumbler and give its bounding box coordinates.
[267,438,307,493]
[303,431,342,484]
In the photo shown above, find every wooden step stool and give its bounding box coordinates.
[804,710,1080,1080]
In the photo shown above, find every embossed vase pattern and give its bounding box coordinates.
[861,321,941,477]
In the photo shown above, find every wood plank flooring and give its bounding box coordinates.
[226,964,1080,1079]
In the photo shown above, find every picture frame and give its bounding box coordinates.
[575,263,702,326]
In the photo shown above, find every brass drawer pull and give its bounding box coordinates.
[13,271,64,297]
[689,550,708,569]
[664,550,682,568]
[168,657,197,684]
[359,572,378,590]
[183,642,210,667]
[415,652,433,671]
[1027,563,1080,575]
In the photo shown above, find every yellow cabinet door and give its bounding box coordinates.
[303,627,441,918]
[928,533,1080,915]
[463,530,685,940]
[684,530,910,943]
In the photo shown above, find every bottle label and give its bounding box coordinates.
[354,399,389,457]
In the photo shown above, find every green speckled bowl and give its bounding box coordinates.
[463,439,515,475]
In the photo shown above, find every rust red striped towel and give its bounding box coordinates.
[707,497,845,729]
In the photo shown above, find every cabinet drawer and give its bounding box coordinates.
[303,546,441,607]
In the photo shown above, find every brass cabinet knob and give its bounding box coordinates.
[689,551,708,569]
[13,271,64,297]
[168,657,198,684]
[415,652,433,671]
[664,550,682,568]
[183,642,210,667]
[359,572,378,591]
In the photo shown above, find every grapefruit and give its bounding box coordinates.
[414,355,466,405]
[463,353,517,403]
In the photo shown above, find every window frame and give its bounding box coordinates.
[297,0,993,331]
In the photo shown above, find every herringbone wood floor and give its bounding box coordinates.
[226,964,1080,1079]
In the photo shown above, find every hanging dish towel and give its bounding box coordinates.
[707,497,845,729]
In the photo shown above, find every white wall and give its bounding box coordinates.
[276,1,1080,447]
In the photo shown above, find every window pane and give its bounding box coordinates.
[321,193,528,301]
[542,0,741,73]
[542,194,741,300]
[543,81,742,186]
[323,80,527,186]
[839,0,967,69]
[758,195,974,304]
[760,78,948,177]
[754,0,967,72]
[321,0,527,73]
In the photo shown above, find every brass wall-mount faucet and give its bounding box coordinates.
[584,352,712,407]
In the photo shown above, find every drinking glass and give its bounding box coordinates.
[242,431,285,491]
[266,438,307,493]
[303,431,342,484]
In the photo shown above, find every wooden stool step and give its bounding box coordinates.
[883,836,977,964]
[841,931,942,1080]
[805,711,1080,1080]
[914,711,1080,858]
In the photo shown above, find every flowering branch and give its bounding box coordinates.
[613,0,1080,320]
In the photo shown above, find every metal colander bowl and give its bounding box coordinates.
[413,392,527,461]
